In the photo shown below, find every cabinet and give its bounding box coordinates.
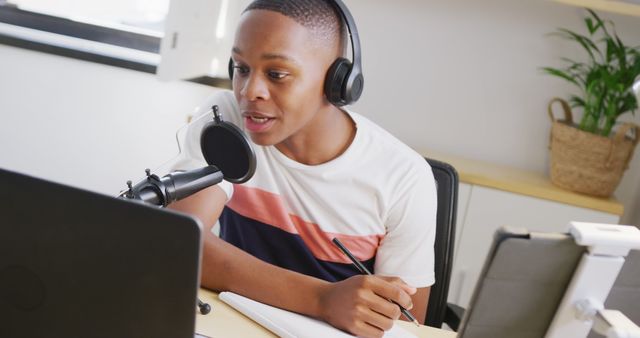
[422,150,623,307]
[450,185,619,306]
[551,0,640,17]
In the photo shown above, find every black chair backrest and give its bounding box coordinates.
[424,158,459,327]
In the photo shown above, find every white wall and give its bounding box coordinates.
[345,0,640,225]
[0,0,638,224]
[0,44,217,195]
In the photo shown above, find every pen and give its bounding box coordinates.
[331,238,420,327]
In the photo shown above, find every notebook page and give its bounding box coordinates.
[219,292,417,338]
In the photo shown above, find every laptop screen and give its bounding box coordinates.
[0,168,202,338]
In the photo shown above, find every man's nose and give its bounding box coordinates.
[240,73,270,101]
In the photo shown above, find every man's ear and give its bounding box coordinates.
[228,58,234,80]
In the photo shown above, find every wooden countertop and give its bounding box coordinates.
[420,149,624,216]
[551,0,640,17]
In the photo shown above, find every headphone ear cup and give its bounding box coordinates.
[324,58,352,106]
[228,58,234,80]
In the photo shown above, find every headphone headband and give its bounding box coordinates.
[331,0,361,76]
[324,0,364,106]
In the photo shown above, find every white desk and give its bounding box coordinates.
[195,289,456,337]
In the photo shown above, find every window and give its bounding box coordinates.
[0,0,241,86]
[7,0,170,34]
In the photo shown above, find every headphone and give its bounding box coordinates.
[228,0,364,106]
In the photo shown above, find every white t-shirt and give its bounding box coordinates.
[172,90,437,287]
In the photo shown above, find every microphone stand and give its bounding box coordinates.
[121,166,223,315]
[119,104,257,316]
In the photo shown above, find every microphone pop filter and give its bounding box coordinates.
[200,106,256,184]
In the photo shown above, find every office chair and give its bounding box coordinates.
[423,158,459,328]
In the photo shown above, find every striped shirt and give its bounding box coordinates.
[173,90,437,287]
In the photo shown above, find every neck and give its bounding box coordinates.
[275,105,356,165]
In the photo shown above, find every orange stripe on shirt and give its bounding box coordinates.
[228,185,383,263]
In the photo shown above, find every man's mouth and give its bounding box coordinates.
[248,116,271,124]
[244,114,275,133]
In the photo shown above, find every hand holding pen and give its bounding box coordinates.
[332,238,421,327]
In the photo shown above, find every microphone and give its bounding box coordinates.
[121,104,256,316]
[122,105,256,207]
[200,105,256,183]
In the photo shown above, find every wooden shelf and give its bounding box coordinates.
[551,0,640,17]
[420,149,625,216]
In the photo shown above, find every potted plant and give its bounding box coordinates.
[542,9,640,198]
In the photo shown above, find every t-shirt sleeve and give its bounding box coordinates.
[166,90,240,201]
[373,158,437,288]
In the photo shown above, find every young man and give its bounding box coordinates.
[169,1,437,337]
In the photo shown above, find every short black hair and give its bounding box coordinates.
[244,0,345,48]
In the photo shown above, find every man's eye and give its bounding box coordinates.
[268,71,288,80]
[234,65,249,75]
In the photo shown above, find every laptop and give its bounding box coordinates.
[0,168,203,338]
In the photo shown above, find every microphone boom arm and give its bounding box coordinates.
[122,165,223,207]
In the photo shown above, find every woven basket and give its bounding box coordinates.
[548,98,640,198]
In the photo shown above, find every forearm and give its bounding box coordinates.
[169,185,330,318]
[168,185,416,336]
[199,228,420,338]
[200,234,330,318]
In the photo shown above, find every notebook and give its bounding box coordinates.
[219,292,418,338]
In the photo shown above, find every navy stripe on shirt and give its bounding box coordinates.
[219,206,375,282]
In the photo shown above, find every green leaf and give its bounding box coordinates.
[585,66,603,88]
[631,52,640,80]
[541,67,580,86]
[619,92,638,112]
[570,95,586,108]
[587,9,604,28]
[560,57,581,65]
[557,28,601,61]
[615,35,628,71]
[606,39,616,63]
[589,10,614,41]
[585,17,595,34]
